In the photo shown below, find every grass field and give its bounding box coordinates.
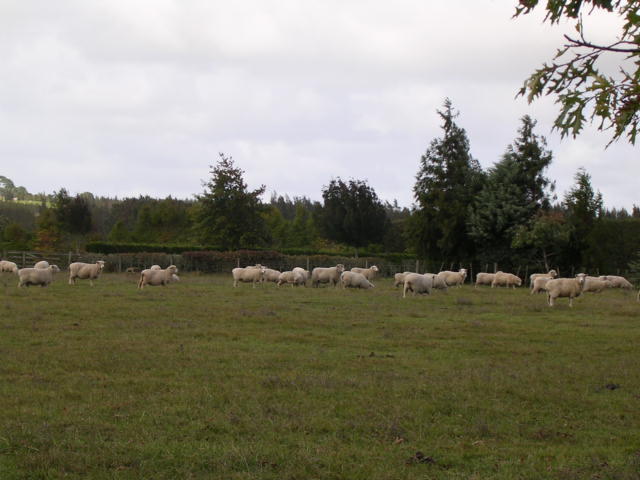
[1,273,639,479]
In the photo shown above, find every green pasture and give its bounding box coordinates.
[1,273,639,479]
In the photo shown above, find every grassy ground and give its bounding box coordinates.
[0,273,639,479]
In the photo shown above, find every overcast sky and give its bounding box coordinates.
[1,1,637,209]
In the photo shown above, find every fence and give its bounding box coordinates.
[2,250,635,282]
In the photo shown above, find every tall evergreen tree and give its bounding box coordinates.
[410,99,484,261]
[468,115,554,262]
[195,153,267,249]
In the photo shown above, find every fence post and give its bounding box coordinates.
[118,255,122,273]
[416,260,419,273]
[22,252,26,268]
[306,257,310,271]
[237,258,240,268]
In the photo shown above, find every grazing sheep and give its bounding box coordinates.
[277,270,305,287]
[292,267,310,286]
[34,260,50,269]
[0,260,18,274]
[311,264,345,287]
[529,269,558,286]
[68,260,105,286]
[491,272,522,288]
[582,276,612,293]
[138,265,179,289]
[394,271,415,288]
[437,269,467,287]
[545,273,587,307]
[530,276,552,294]
[18,265,61,287]
[598,275,634,289]
[474,272,497,288]
[403,273,435,298]
[340,271,374,289]
[262,268,281,283]
[350,265,379,282]
[232,266,265,288]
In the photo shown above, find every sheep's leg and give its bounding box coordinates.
[90,279,94,287]
[569,297,573,307]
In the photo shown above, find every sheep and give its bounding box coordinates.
[34,260,50,269]
[18,265,61,287]
[340,271,374,289]
[598,275,634,289]
[474,272,497,288]
[545,273,587,307]
[68,261,106,286]
[138,265,179,289]
[311,264,345,287]
[582,276,612,294]
[403,273,435,298]
[394,271,415,288]
[0,260,18,274]
[292,267,310,286]
[350,265,379,282]
[232,265,265,288]
[437,269,467,287]
[125,267,139,273]
[529,269,558,286]
[491,272,522,288]
[277,270,305,287]
[530,276,552,294]
[262,268,281,283]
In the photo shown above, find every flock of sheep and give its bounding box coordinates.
[1,259,638,306]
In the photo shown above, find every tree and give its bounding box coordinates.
[515,1,640,144]
[320,178,388,248]
[410,99,484,261]
[512,210,570,270]
[195,153,267,249]
[563,167,604,266]
[468,116,554,261]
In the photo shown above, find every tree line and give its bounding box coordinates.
[1,99,639,273]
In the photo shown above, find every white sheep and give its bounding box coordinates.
[68,261,105,286]
[598,275,634,289]
[430,273,449,291]
[529,269,558,286]
[403,273,435,298]
[311,264,345,287]
[292,267,310,286]
[530,276,552,295]
[262,268,281,283]
[350,265,379,282]
[34,260,50,269]
[394,271,415,288]
[491,272,522,288]
[18,265,61,287]
[437,269,467,287]
[340,271,374,289]
[474,272,497,288]
[582,276,612,293]
[545,273,587,307]
[138,265,179,289]
[232,265,265,288]
[0,260,18,274]
[277,270,305,287]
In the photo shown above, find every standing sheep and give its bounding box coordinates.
[491,272,522,288]
[474,272,497,288]
[529,270,558,286]
[277,271,305,287]
[437,269,467,287]
[262,268,281,284]
[68,260,106,286]
[292,267,310,286]
[545,273,587,307]
[598,275,634,289]
[138,265,179,289]
[18,265,61,287]
[530,276,552,295]
[340,271,374,289]
[403,273,435,298]
[0,260,18,274]
[394,272,415,288]
[311,264,345,287]
[232,266,265,288]
[350,265,379,282]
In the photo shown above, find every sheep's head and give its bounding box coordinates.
[336,264,345,273]
[514,276,523,286]
[167,265,178,274]
[97,260,105,270]
[575,273,587,287]
[51,265,61,273]
[549,269,558,278]
[371,265,379,272]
